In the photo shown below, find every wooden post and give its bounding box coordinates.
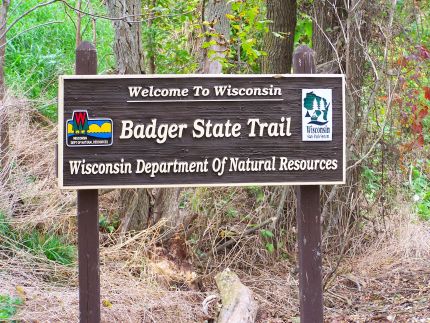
[75,41,100,323]
[293,45,324,323]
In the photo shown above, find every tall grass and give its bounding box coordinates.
[0,212,76,266]
[5,0,114,119]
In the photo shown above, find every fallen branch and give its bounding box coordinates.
[201,217,276,260]
[215,268,258,323]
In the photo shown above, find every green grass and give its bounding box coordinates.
[0,212,76,265]
[21,231,76,265]
[410,164,430,221]
[0,294,23,320]
[5,1,114,119]
[362,166,382,201]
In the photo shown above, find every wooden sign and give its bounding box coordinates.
[58,75,345,189]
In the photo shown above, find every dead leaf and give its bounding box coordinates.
[102,299,112,308]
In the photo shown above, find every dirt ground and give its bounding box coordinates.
[324,260,430,323]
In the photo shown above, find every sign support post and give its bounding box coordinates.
[75,41,101,323]
[293,45,324,323]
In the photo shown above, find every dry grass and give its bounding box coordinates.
[324,210,430,322]
[360,206,430,264]
[0,99,208,322]
[0,266,207,322]
[0,96,75,228]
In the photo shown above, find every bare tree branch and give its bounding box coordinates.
[0,0,197,43]
[311,16,345,74]
[0,0,60,40]
[63,2,77,31]
[75,0,82,47]
[0,21,64,49]
[60,0,196,24]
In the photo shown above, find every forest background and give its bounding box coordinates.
[0,0,429,322]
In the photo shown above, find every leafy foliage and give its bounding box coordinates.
[21,231,76,265]
[294,12,312,47]
[142,0,200,73]
[361,0,430,219]
[362,166,382,201]
[202,0,269,73]
[99,214,120,233]
[5,0,114,119]
[0,213,75,265]
[410,164,430,221]
[227,0,269,72]
[0,294,23,320]
[395,45,430,148]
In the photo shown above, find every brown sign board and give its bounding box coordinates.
[58,75,345,189]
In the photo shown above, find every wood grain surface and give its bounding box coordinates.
[59,75,345,188]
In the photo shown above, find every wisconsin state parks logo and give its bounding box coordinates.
[66,111,113,147]
[302,89,333,141]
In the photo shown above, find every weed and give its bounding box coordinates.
[260,229,274,239]
[21,231,76,265]
[260,229,275,253]
[265,243,275,253]
[362,166,382,201]
[0,294,23,320]
[99,214,120,233]
[226,207,238,218]
[0,212,12,236]
[178,191,193,210]
[410,164,430,221]
[0,213,75,265]
[245,186,265,203]
[0,212,18,244]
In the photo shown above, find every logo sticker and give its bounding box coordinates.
[302,89,332,141]
[66,110,113,147]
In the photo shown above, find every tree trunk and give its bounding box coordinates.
[76,0,82,48]
[106,0,180,232]
[261,1,297,248]
[106,0,150,232]
[312,0,343,74]
[89,1,97,46]
[145,0,181,230]
[199,0,231,74]
[106,0,145,74]
[312,0,371,242]
[312,0,370,130]
[261,0,297,74]
[0,0,10,172]
[146,0,156,74]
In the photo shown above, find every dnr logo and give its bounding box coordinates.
[302,89,332,141]
[66,111,113,147]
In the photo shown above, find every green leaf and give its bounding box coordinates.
[227,208,238,218]
[202,40,217,49]
[261,229,274,239]
[265,243,275,253]
[0,294,23,319]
